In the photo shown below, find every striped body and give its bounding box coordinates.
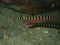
[17,16,55,21]
[26,22,60,29]
[34,23,60,29]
